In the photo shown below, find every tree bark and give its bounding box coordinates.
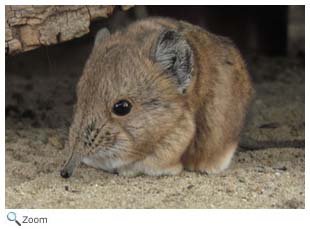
[5,5,131,55]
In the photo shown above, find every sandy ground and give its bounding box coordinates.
[5,38,304,208]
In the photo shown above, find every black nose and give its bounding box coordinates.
[60,169,71,179]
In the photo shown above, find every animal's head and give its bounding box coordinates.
[60,26,194,178]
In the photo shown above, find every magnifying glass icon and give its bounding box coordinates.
[7,212,21,226]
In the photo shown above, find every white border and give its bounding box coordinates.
[304,2,308,211]
[1,0,308,5]
[2,1,308,229]
[1,209,309,228]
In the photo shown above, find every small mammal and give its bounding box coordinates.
[60,17,254,178]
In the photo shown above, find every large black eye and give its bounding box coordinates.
[112,100,132,116]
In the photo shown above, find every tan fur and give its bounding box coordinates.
[61,17,254,177]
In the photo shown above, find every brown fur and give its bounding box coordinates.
[61,17,254,178]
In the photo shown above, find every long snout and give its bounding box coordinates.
[60,151,81,179]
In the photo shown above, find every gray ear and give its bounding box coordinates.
[94,28,110,47]
[154,30,193,93]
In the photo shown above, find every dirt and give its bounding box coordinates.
[5,37,305,208]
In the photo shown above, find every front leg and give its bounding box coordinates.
[82,156,115,173]
[117,157,183,177]
[118,112,195,177]
[117,163,143,177]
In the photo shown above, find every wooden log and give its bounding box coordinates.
[5,5,132,55]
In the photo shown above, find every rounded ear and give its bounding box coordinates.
[94,28,110,47]
[153,30,193,93]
